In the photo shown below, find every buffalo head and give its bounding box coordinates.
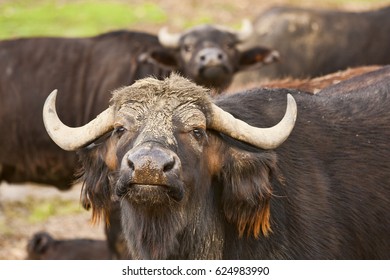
[43,74,296,259]
[141,20,279,92]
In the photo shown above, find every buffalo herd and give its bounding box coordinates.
[1,4,390,260]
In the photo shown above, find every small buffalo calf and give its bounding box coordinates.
[26,232,110,260]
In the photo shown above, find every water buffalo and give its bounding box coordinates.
[43,70,390,259]
[26,232,110,260]
[0,30,168,190]
[234,5,390,84]
[146,20,279,92]
[95,65,384,259]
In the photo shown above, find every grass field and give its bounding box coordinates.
[0,0,388,39]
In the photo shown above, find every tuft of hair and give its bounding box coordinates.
[77,144,113,225]
[27,232,54,256]
[221,149,277,238]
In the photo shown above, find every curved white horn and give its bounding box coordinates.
[158,27,181,48]
[236,19,254,42]
[42,90,115,151]
[209,94,297,149]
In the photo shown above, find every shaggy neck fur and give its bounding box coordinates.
[120,174,225,260]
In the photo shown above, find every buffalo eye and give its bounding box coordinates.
[183,44,192,53]
[113,126,126,136]
[192,128,205,140]
[226,41,235,50]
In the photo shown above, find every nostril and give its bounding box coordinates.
[127,158,135,171]
[163,159,176,173]
[200,55,206,61]
[217,53,223,60]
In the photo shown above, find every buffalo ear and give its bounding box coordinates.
[139,49,179,70]
[237,47,280,71]
[28,232,53,255]
[77,142,114,225]
[220,147,278,238]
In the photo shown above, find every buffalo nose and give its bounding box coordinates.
[126,144,180,183]
[197,47,226,66]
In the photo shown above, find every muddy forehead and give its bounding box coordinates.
[111,76,211,146]
[110,75,212,112]
[117,99,205,121]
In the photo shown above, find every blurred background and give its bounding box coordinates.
[0,0,389,260]
[1,0,388,39]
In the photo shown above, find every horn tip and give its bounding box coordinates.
[286,93,298,121]
[242,18,252,26]
[46,89,58,103]
[158,26,168,34]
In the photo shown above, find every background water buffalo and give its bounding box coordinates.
[144,21,279,92]
[228,65,382,94]
[0,30,168,190]
[44,70,390,259]
[234,5,390,84]
[26,231,110,260]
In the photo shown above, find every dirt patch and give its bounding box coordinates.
[0,183,105,260]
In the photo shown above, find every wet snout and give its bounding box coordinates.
[194,47,231,89]
[196,47,227,67]
[126,143,181,186]
[118,143,184,204]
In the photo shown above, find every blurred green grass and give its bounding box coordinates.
[27,197,83,223]
[3,196,83,223]
[0,0,167,39]
[0,196,84,236]
[0,0,388,39]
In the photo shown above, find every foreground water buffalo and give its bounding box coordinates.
[95,65,385,259]
[27,232,110,260]
[43,71,390,259]
[234,5,390,84]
